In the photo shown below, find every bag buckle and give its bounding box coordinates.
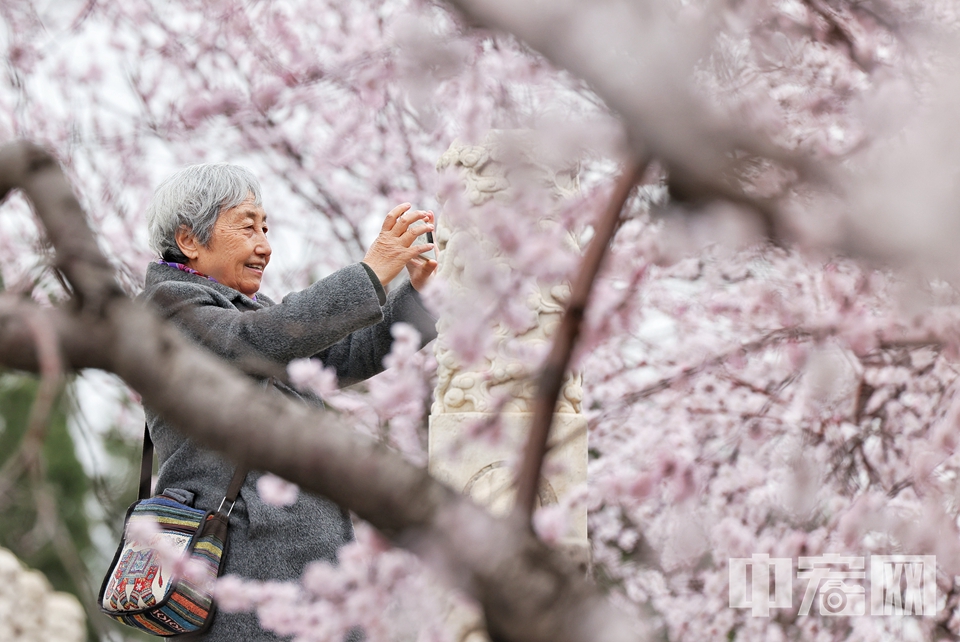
[217,496,236,517]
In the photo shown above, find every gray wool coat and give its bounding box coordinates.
[138,261,437,641]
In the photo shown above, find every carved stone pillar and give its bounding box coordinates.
[429,133,588,546]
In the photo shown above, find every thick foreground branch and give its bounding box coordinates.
[0,143,647,641]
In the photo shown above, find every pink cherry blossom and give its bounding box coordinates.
[257,474,300,507]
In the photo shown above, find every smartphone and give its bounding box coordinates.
[418,228,437,261]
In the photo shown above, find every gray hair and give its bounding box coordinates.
[147,164,263,262]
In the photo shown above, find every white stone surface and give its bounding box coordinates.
[0,547,86,642]
[430,134,588,545]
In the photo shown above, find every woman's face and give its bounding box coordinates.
[177,194,271,296]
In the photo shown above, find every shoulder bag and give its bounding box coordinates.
[98,424,247,636]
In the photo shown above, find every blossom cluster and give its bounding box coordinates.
[584,231,960,640]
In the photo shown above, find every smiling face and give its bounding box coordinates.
[175,194,271,296]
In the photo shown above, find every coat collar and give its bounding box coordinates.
[144,261,276,308]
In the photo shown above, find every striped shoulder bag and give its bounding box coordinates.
[98,424,247,636]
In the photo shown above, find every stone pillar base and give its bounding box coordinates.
[428,412,587,544]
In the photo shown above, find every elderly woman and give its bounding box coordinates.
[139,164,437,641]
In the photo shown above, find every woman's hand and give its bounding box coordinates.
[405,254,438,291]
[362,204,435,288]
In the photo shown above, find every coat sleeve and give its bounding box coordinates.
[145,263,385,364]
[315,279,438,385]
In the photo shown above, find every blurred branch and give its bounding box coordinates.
[804,0,877,71]
[596,327,809,421]
[516,160,646,520]
[23,309,65,468]
[0,303,64,505]
[0,453,26,510]
[0,140,646,642]
[0,144,121,313]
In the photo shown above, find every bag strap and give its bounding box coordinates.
[216,463,247,518]
[139,378,277,509]
[138,423,155,501]
[139,424,248,514]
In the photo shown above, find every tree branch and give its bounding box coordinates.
[0,142,122,312]
[515,160,646,520]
